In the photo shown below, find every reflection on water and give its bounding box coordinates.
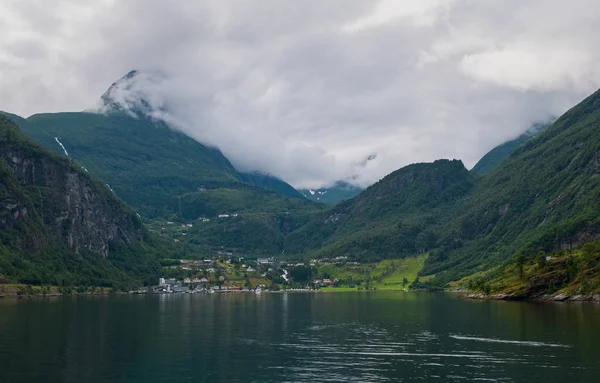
[0,292,598,383]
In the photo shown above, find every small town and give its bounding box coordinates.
[138,256,343,295]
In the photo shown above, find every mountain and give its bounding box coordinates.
[429,90,600,283]
[0,115,163,288]
[4,69,599,296]
[1,72,308,221]
[239,172,304,199]
[1,71,322,258]
[1,111,319,256]
[299,181,363,205]
[284,88,600,292]
[285,160,475,261]
[471,121,551,174]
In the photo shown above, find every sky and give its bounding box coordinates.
[1,0,600,188]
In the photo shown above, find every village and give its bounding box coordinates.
[145,255,343,294]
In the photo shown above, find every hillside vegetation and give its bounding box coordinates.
[466,239,600,299]
[0,115,167,289]
[471,121,551,174]
[1,107,320,257]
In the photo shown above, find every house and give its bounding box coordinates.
[206,268,216,273]
[172,285,188,293]
[184,278,192,284]
[231,286,241,291]
[322,279,335,286]
[200,277,209,283]
[218,214,230,218]
[246,266,255,272]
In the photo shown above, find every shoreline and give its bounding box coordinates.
[463,292,600,303]
[4,288,600,303]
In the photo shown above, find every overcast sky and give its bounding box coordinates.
[2,1,600,188]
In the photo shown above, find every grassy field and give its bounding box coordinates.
[317,254,431,290]
[371,255,430,290]
[320,286,360,292]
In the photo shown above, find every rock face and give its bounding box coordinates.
[0,115,144,257]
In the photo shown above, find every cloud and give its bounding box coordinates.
[1,0,600,188]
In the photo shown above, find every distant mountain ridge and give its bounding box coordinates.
[299,181,363,205]
[471,121,552,174]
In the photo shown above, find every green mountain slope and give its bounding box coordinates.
[471,122,551,174]
[285,160,475,262]
[10,112,241,217]
[0,115,163,288]
[467,239,600,299]
[1,69,319,257]
[429,89,600,284]
[1,111,310,217]
[239,171,304,199]
[2,70,306,222]
[299,181,363,205]
[1,110,321,256]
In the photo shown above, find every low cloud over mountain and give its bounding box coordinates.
[2,1,600,188]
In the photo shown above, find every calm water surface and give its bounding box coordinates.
[1,292,599,382]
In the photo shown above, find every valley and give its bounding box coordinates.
[2,76,600,301]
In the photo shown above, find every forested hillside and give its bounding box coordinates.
[471,121,551,174]
[0,115,165,288]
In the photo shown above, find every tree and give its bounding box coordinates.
[412,276,420,288]
[289,266,314,283]
[402,277,408,287]
[516,254,526,279]
[536,251,547,268]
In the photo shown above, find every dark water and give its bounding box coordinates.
[1,292,599,383]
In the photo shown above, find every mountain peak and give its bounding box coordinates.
[95,70,165,117]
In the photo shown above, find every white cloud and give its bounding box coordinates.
[342,0,455,32]
[459,47,596,91]
[1,0,600,188]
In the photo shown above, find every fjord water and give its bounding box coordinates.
[1,292,598,382]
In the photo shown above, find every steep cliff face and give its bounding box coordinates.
[0,115,159,287]
[0,116,144,257]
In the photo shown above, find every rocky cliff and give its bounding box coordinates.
[0,115,159,287]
